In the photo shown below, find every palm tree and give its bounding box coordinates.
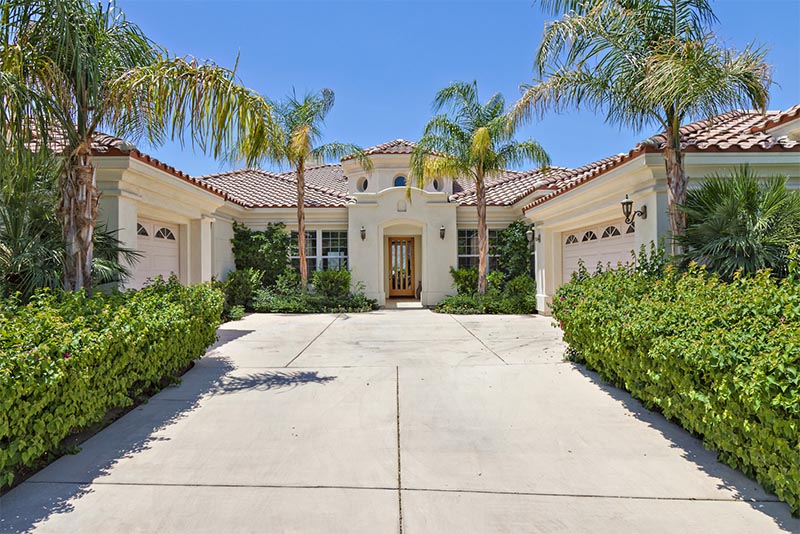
[511,0,771,240]
[0,0,279,291]
[272,89,371,287]
[676,166,800,280]
[411,81,550,294]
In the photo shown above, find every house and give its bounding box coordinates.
[93,106,800,311]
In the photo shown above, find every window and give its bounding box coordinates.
[393,176,406,187]
[602,226,621,238]
[565,234,578,245]
[432,179,441,191]
[457,229,500,271]
[321,231,348,270]
[290,231,317,274]
[626,223,636,234]
[137,224,149,237]
[582,231,597,242]
[155,227,175,240]
[357,177,369,192]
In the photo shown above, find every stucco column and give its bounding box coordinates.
[189,216,214,284]
[535,225,560,316]
[98,192,138,286]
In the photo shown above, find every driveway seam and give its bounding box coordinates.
[396,366,404,534]
[447,314,508,365]
[284,314,341,367]
[22,480,398,491]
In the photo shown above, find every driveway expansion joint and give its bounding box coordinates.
[284,314,341,367]
[448,314,508,365]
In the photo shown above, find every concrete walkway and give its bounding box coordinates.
[2,310,798,533]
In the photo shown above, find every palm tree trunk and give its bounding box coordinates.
[296,160,308,288]
[59,146,98,291]
[663,124,688,247]
[476,173,488,295]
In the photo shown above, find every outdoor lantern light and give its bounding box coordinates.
[360,226,366,241]
[440,225,446,240]
[526,228,534,249]
[621,195,647,224]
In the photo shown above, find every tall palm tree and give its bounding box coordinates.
[676,166,800,280]
[0,0,279,291]
[272,89,371,287]
[411,81,550,294]
[511,0,771,240]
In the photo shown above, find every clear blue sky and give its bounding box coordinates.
[117,0,800,177]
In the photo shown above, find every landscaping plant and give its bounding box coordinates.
[0,277,223,488]
[551,246,800,514]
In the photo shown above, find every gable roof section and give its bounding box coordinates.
[450,167,569,207]
[524,107,800,212]
[198,165,349,208]
[341,139,417,160]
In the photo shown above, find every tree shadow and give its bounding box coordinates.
[570,362,800,532]
[0,348,335,532]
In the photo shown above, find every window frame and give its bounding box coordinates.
[457,228,500,271]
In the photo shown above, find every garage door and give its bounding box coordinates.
[132,220,180,289]
[562,221,635,282]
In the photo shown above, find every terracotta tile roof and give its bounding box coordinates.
[198,165,350,208]
[341,139,417,160]
[450,167,568,207]
[524,107,800,212]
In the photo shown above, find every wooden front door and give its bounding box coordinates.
[389,237,415,297]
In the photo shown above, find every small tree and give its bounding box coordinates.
[411,81,549,294]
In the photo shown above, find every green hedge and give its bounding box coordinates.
[551,261,800,514]
[0,277,223,488]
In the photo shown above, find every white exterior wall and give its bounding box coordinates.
[212,216,236,281]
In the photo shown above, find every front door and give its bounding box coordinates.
[389,237,415,297]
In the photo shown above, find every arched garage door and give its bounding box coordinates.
[562,221,635,282]
[132,219,180,289]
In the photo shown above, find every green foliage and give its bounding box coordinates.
[226,305,246,321]
[311,269,351,300]
[231,222,291,286]
[438,271,537,314]
[251,270,376,314]
[0,277,223,488]
[224,268,263,309]
[551,253,800,514]
[677,166,800,280]
[497,220,533,279]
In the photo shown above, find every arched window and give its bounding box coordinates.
[393,176,406,187]
[137,223,149,236]
[565,234,578,245]
[582,231,598,242]
[626,223,636,234]
[602,226,621,238]
[155,227,176,240]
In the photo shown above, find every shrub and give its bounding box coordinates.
[311,269,351,299]
[440,267,536,314]
[231,222,291,286]
[449,267,505,295]
[222,268,263,310]
[0,277,223,488]
[497,220,533,279]
[227,305,246,321]
[551,252,800,514]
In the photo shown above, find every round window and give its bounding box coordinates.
[393,176,406,187]
[432,179,441,191]
[357,177,369,192]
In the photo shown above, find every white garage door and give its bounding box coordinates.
[562,221,636,282]
[132,219,180,289]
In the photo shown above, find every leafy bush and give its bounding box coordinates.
[497,220,533,279]
[440,267,536,314]
[449,267,505,295]
[251,270,376,313]
[311,269,351,299]
[231,222,291,286]
[226,305,246,321]
[551,249,800,514]
[0,277,223,488]
[677,166,800,280]
[224,268,263,309]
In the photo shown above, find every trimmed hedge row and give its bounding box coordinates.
[0,278,223,487]
[551,263,800,514]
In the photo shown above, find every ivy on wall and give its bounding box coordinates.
[231,222,291,286]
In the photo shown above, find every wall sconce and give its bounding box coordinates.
[621,195,647,224]
[440,225,446,240]
[526,228,534,250]
[360,226,366,241]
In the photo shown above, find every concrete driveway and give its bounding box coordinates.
[2,310,798,533]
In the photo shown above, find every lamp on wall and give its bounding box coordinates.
[526,228,534,249]
[440,225,446,240]
[621,195,647,224]
[360,226,366,241]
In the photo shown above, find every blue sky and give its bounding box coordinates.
[117,0,800,177]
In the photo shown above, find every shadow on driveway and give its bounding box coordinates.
[572,363,800,532]
[0,331,337,534]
